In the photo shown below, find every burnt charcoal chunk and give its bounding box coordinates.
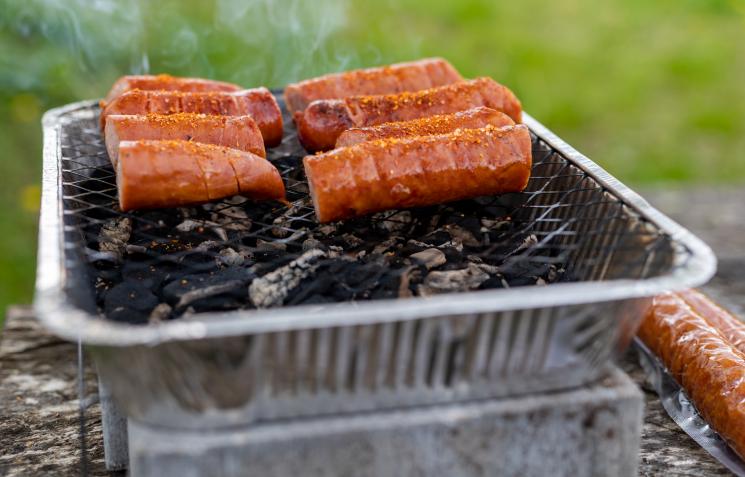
[121,261,165,291]
[162,267,255,304]
[103,282,159,324]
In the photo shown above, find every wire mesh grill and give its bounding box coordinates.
[56,93,692,324]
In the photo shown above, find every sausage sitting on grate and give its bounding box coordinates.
[117,140,285,211]
[104,113,266,168]
[101,89,283,147]
[637,292,745,460]
[283,57,462,116]
[335,106,515,148]
[295,77,522,152]
[303,124,532,223]
[102,74,242,106]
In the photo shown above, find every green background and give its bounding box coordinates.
[1,0,744,318]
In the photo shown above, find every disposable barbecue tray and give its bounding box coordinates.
[35,91,715,427]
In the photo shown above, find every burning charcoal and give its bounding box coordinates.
[103,282,159,324]
[218,248,244,267]
[372,238,398,255]
[410,248,446,270]
[302,237,323,251]
[149,303,172,323]
[98,217,131,261]
[254,239,287,261]
[163,267,254,306]
[176,279,248,310]
[418,264,490,296]
[481,218,512,232]
[176,219,228,241]
[249,249,331,308]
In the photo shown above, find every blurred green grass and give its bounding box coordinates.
[0,0,743,318]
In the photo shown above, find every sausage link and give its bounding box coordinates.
[303,124,532,223]
[102,74,242,105]
[677,289,745,354]
[297,77,522,152]
[637,292,745,460]
[101,88,283,147]
[283,58,462,115]
[117,140,284,211]
[105,113,265,167]
[336,107,514,148]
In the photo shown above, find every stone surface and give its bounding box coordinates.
[128,367,642,477]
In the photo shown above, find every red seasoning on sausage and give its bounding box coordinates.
[102,74,242,105]
[101,89,283,147]
[637,292,745,460]
[304,124,532,223]
[335,107,515,148]
[283,58,462,115]
[105,113,265,167]
[296,77,522,152]
[117,140,285,211]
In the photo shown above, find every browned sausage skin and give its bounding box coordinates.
[117,140,285,211]
[304,124,532,223]
[102,74,242,105]
[283,58,462,115]
[101,88,284,147]
[297,77,522,152]
[637,292,745,460]
[105,113,265,167]
[336,107,515,148]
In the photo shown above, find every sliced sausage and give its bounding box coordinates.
[103,74,242,105]
[283,58,462,115]
[117,140,285,211]
[637,292,745,460]
[303,124,532,223]
[336,106,514,148]
[104,113,265,168]
[296,77,522,152]
[101,89,283,147]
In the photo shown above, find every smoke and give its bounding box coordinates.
[1,0,354,92]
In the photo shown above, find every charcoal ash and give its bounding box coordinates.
[409,248,446,270]
[249,249,335,308]
[418,264,490,296]
[97,217,131,261]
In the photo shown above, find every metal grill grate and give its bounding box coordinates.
[57,93,691,324]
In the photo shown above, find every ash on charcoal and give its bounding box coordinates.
[443,224,481,247]
[98,217,131,261]
[218,248,244,267]
[149,303,172,323]
[410,248,446,270]
[249,249,331,308]
[176,219,228,241]
[418,264,490,296]
[271,203,302,237]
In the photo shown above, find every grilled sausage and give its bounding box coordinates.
[101,89,283,147]
[105,113,265,167]
[117,140,285,211]
[283,58,462,115]
[637,292,745,460]
[335,107,515,148]
[103,74,242,105]
[677,289,745,354]
[304,124,532,223]
[296,77,522,152]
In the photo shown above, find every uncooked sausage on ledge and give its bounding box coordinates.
[117,140,285,211]
[104,113,265,167]
[335,106,514,148]
[102,74,243,105]
[101,88,283,147]
[283,58,462,115]
[637,292,745,460]
[296,77,522,152]
[304,124,532,223]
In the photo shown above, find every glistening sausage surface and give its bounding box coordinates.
[283,58,462,115]
[117,140,285,211]
[304,124,532,223]
[296,77,522,152]
[105,113,265,167]
[102,74,242,105]
[335,107,515,148]
[101,89,283,147]
[637,292,745,460]
[677,289,745,355]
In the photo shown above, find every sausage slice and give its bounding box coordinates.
[304,124,532,223]
[103,74,242,105]
[336,107,514,148]
[296,77,522,152]
[105,113,265,168]
[117,140,285,211]
[101,89,283,147]
[283,58,462,115]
